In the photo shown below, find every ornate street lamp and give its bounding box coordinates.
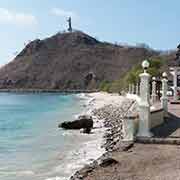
[142,60,150,73]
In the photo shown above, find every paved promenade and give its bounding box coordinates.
[152,101,180,139]
[84,101,180,180]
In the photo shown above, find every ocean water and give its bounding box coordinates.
[0,93,104,180]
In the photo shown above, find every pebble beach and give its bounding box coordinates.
[70,92,138,180]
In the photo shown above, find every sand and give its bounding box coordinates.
[87,92,126,109]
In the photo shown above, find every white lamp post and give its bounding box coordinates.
[137,60,152,137]
[136,83,139,95]
[151,77,157,104]
[142,60,150,73]
[161,72,168,117]
[170,67,180,102]
[132,84,135,94]
[173,68,178,101]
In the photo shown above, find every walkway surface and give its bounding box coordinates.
[152,102,180,138]
[85,143,180,180]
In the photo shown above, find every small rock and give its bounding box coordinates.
[99,157,118,167]
[59,115,93,130]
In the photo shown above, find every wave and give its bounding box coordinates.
[0,170,35,176]
[45,176,64,180]
[50,93,105,180]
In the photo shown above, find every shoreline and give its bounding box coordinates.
[0,91,136,180]
[70,92,137,180]
[54,92,108,180]
[0,89,99,94]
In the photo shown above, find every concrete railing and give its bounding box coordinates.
[123,114,138,141]
[123,108,164,141]
[124,60,169,140]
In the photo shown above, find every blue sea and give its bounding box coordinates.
[0,93,104,180]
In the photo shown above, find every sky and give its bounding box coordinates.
[0,0,180,66]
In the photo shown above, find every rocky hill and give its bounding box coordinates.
[0,31,174,90]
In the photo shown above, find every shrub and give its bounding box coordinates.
[99,80,111,92]
[105,57,164,93]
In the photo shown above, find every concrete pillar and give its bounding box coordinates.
[128,84,131,94]
[161,72,168,116]
[123,116,135,141]
[136,83,139,95]
[130,84,133,94]
[151,77,157,104]
[173,68,178,101]
[132,84,135,94]
[137,60,152,138]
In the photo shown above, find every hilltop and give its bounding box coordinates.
[0,31,175,90]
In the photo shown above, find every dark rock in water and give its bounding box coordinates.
[82,127,92,134]
[59,115,93,130]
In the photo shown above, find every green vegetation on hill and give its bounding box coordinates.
[99,57,164,93]
[99,80,111,92]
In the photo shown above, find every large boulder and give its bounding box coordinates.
[59,115,93,131]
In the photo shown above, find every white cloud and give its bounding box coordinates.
[0,8,37,26]
[51,8,79,20]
